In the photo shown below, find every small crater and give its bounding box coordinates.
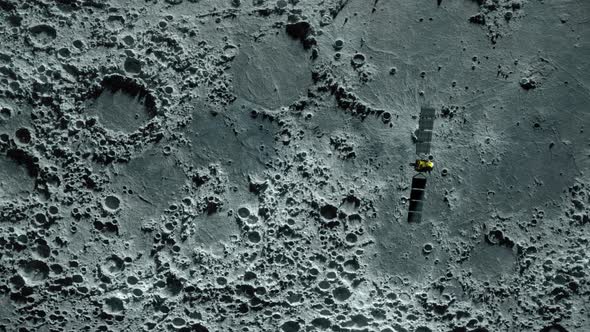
[73,39,85,49]
[19,260,49,284]
[103,195,121,211]
[320,204,338,219]
[106,15,125,31]
[0,107,11,120]
[122,35,135,46]
[126,276,139,285]
[345,233,358,244]
[382,111,392,123]
[281,321,300,332]
[222,44,239,61]
[343,259,360,271]
[237,207,251,218]
[333,39,344,50]
[172,317,186,328]
[48,205,59,215]
[15,127,32,144]
[311,317,331,329]
[29,24,57,47]
[34,213,48,225]
[351,53,366,68]
[164,275,183,296]
[332,286,351,301]
[485,229,504,245]
[247,231,261,243]
[34,244,51,258]
[103,296,125,314]
[103,255,125,274]
[123,57,142,75]
[57,47,71,58]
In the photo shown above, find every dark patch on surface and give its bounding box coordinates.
[285,21,316,50]
[87,74,157,118]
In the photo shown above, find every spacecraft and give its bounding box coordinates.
[407,106,436,223]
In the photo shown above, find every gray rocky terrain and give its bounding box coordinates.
[0,0,589,331]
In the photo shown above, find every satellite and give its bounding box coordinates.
[407,106,436,223]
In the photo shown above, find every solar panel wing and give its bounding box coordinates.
[415,107,436,156]
[411,175,427,189]
[407,174,427,223]
[407,211,422,223]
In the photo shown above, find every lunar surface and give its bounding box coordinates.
[0,0,589,331]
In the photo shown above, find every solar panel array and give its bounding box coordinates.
[415,106,435,155]
[407,174,427,223]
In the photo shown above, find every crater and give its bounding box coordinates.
[469,240,516,281]
[124,57,142,75]
[332,286,351,301]
[102,255,125,274]
[106,15,125,31]
[103,195,121,211]
[237,207,251,218]
[103,296,125,314]
[18,260,49,285]
[86,75,157,133]
[29,24,57,47]
[320,204,338,219]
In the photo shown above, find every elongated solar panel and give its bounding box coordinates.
[407,175,427,222]
[407,211,422,223]
[410,188,425,201]
[416,107,435,155]
[417,129,433,142]
[418,107,435,129]
[411,174,427,189]
[416,142,431,155]
[408,199,424,211]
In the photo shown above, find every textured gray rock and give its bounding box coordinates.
[0,0,588,331]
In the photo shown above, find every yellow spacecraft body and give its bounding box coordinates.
[413,159,434,173]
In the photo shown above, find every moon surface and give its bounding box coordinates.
[0,0,588,331]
